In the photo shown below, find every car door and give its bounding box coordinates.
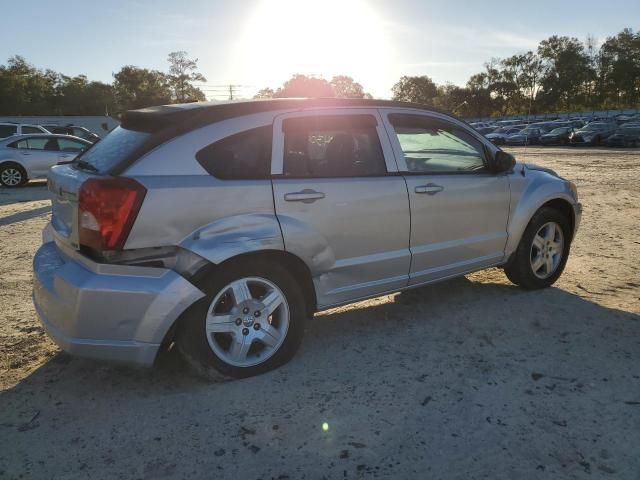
[271,109,411,308]
[20,137,61,176]
[381,110,510,285]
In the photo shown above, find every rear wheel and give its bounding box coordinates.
[176,259,307,379]
[0,163,27,187]
[504,207,571,289]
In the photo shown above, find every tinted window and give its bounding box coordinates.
[23,137,59,151]
[75,126,150,173]
[58,138,87,152]
[22,126,42,134]
[0,125,18,138]
[196,126,272,180]
[8,139,28,149]
[282,115,386,177]
[389,114,486,173]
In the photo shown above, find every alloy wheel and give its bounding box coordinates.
[1,168,23,186]
[205,277,290,367]
[530,221,564,279]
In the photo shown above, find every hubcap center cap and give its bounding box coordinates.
[242,315,255,327]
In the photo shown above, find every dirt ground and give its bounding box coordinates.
[0,147,638,479]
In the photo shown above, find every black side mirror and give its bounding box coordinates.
[492,150,516,173]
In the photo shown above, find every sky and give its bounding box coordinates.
[2,0,638,99]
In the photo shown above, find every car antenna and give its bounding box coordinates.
[521,88,535,177]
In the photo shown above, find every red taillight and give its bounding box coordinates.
[78,177,146,251]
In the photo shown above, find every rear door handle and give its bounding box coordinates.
[415,183,444,195]
[284,189,325,203]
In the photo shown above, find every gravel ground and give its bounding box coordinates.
[0,147,639,479]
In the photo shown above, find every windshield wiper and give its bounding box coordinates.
[74,159,99,173]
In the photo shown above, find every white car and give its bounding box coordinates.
[0,134,91,187]
[0,123,49,138]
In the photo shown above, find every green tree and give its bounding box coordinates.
[253,87,275,99]
[391,75,438,104]
[113,66,173,110]
[597,29,640,108]
[537,36,595,111]
[330,75,370,98]
[273,74,335,98]
[167,51,206,103]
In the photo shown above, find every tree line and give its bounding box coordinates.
[0,28,638,118]
[0,51,206,116]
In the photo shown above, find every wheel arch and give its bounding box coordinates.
[160,248,317,350]
[505,188,577,260]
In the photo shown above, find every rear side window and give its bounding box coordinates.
[22,126,43,134]
[196,126,272,180]
[0,125,17,137]
[282,115,386,177]
[75,126,150,173]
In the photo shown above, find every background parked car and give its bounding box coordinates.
[506,126,546,145]
[0,134,91,187]
[569,121,617,145]
[485,126,522,145]
[606,126,640,147]
[42,125,100,143]
[540,127,575,145]
[0,123,49,139]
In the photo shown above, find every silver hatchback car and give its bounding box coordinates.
[33,99,582,378]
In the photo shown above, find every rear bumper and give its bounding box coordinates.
[33,241,204,366]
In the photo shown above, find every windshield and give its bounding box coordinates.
[582,123,608,131]
[74,127,149,173]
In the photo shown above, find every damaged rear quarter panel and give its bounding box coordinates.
[124,175,283,262]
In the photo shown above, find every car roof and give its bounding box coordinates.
[120,98,462,134]
[0,133,91,143]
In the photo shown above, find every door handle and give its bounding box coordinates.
[415,183,444,195]
[284,189,325,203]
[21,152,31,156]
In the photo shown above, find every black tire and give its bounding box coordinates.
[0,162,27,187]
[504,207,571,289]
[176,258,307,380]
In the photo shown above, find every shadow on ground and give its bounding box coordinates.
[1,277,639,479]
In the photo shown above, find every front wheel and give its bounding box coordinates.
[176,259,306,379]
[504,207,571,289]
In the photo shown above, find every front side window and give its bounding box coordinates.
[196,126,272,180]
[282,115,386,177]
[58,138,88,152]
[389,114,486,173]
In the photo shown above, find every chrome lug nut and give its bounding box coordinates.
[253,323,261,330]
[242,307,250,314]
[242,327,249,336]
[235,318,242,326]
[254,310,261,317]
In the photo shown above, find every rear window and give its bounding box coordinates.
[75,126,149,172]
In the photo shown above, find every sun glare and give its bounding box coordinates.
[231,0,394,98]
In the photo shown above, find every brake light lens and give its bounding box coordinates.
[78,177,146,251]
